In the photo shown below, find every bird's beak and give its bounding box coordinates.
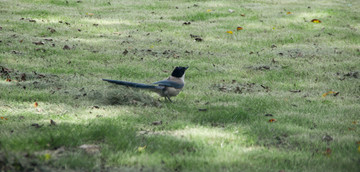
[185,67,189,70]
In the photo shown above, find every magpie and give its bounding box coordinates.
[102,66,188,102]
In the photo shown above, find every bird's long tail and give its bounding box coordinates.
[102,79,162,89]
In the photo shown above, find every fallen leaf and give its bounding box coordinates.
[348,127,355,131]
[237,27,243,31]
[206,9,212,12]
[20,73,26,81]
[63,45,71,50]
[34,102,38,108]
[152,121,162,125]
[137,145,146,153]
[240,14,245,17]
[344,71,359,78]
[211,123,224,127]
[5,78,11,82]
[356,141,360,144]
[226,31,233,34]
[33,41,44,45]
[123,49,128,55]
[195,37,203,42]
[286,12,292,15]
[43,153,51,161]
[190,34,200,38]
[79,144,100,154]
[358,145,360,152]
[324,148,331,156]
[48,28,56,33]
[311,19,321,23]
[50,119,56,126]
[0,117,4,120]
[86,13,94,16]
[352,121,357,124]
[322,91,337,97]
[322,134,333,142]
[31,123,43,128]
[269,119,276,122]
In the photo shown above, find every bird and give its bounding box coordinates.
[102,66,188,102]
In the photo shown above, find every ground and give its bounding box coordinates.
[0,0,359,171]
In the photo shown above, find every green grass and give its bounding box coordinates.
[1,0,360,171]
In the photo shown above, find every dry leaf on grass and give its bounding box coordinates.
[324,148,332,156]
[152,121,162,125]
[79,144,100,154]
[322,134,333,142]
[33,41,44,45]
[269,119,276,122]
[137,145,146,153]
[63,45,71,50]
[322,91,337,97]
[50,119,56,126]
[311,19,321,23]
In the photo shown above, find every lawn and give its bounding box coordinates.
[0,0,359,171]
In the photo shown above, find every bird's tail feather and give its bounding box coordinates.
[102,79,162,89]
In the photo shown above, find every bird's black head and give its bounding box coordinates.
[171,66,188,77]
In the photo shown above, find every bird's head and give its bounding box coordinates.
[171,66,188,78]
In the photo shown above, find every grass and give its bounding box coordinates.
[0,0,359,171]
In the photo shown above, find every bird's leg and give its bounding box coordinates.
[166,96,173,103]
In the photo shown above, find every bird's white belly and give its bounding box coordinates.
[162,87,181,97]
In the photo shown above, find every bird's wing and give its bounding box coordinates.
[153,80,184,89]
